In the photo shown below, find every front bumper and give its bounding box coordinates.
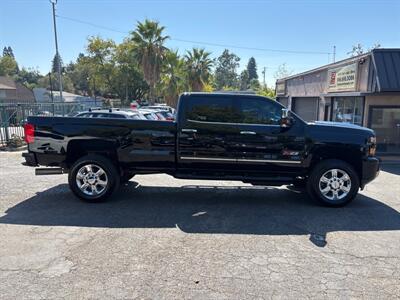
[22,152,38,167]
[361,156,380,188]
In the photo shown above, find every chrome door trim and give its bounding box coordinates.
[181,128,198,133]
[180,156,301,164]
[240,131,257,135]
[237,158,302,164]
[180,156,236,162]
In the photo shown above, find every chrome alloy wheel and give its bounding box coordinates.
[76,164,108,196]
[318,168,351,201]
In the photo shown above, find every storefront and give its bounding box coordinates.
[276,48,400,155]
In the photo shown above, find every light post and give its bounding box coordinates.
[50,0,63,102]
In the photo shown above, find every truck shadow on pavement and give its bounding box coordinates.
[1,182,400,237]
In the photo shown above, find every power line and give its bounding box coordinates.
[56,14,331,55]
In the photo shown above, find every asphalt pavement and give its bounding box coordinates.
[0,151,399,299]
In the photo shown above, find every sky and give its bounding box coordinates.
[1,0,399,87]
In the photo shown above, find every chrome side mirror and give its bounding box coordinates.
[282,108,289,119]
[280,108,292,127]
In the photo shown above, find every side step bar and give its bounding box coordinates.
[35,168,64,175]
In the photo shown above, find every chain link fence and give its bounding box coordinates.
[0,102,86,145]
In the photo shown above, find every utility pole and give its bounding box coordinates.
[50,0,63,102]
[93,77,97,106]
[333,45,336,63]
[48,72,55,115]
[262,67,266,88]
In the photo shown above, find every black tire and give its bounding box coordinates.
[307,159,360,207]
[68,154,120,202]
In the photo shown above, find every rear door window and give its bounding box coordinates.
[185,97,241,123]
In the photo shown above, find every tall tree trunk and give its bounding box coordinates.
[148,84,155,104]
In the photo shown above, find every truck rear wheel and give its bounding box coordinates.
[307,159,359,207]
[68,154,120,202]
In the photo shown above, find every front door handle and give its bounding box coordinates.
[181,128,197,133]
[240,131,256,135]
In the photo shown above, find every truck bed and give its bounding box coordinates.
[27,116,177,170]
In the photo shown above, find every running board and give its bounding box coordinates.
[35,168,64,175]
[175,172,294,184]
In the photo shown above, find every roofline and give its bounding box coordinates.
[181,92,267,98]
[276,52,371,83]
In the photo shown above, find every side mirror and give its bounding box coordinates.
[280,108,293,128]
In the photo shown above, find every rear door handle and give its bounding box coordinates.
[181,128,197,133]
[240,131,256,135]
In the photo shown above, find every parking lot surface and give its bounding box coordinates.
[0,151,399,299]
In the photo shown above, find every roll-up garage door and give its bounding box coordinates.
[292,97,319,122]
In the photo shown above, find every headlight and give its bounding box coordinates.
[368,136,377,156]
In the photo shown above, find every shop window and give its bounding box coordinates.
[332,96,364,126]
[369,107,400,154]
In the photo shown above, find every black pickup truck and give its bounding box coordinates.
[22,92,380,207]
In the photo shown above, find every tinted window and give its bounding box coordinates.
[186,97,241,123]
[239,98,282,125]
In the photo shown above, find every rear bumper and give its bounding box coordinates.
[22,152,38,167]
[361,157,380,188]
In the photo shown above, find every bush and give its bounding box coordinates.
[6,134,25,148]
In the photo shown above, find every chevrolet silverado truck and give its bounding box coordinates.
[22,92,380,207]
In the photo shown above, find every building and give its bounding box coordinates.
[276,48,400,155]
[33,88,102,110]
[0,76,35,104]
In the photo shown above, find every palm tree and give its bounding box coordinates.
[161,50,185,108]
[130,19,169,103]
[184,48,213,92]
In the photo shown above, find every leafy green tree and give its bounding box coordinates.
[257,86,276,98]
[247,57,258,81]
[112,41,149,105]
[65,55,91,95]
[249,78,261,90]
[184,48,213,92]
[160,50,185,107]
[130,19,169,103]
[239,69,250,90]
[51,53,63,74]
[85,36,116,97]
[0,55,18,76]
[214,49,240,90]
[3,46,15,58]
[15,67,43,89]
[38,72,74,93]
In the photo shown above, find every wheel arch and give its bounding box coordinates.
[66,139,119,170]
[308,145,363,181]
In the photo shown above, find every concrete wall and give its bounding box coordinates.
[285,70,327,97]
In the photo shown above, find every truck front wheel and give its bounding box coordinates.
[68,154,120,202]
[307,159,360,207]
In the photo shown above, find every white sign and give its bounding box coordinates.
[327,63,358,92]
